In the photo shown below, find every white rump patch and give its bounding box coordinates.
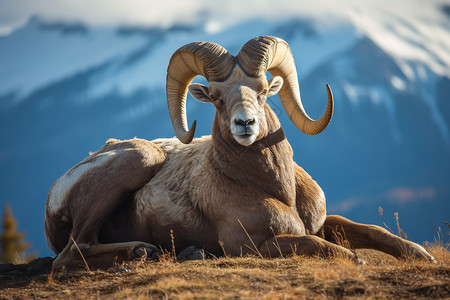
[47,150,120,214]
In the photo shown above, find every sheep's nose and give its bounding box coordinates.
[234,118,255,127]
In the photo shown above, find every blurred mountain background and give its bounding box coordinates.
[0,0,449,257]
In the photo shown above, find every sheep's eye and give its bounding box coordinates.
[210,95,217,101]
[261,89,267,96]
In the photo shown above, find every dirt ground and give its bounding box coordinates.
[1,247,449,299]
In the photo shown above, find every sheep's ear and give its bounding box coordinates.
[188,84,211,103]
[267,76,284,97]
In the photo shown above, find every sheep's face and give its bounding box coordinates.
[189,67,283,146]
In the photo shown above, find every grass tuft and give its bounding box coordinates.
[237,219,263,259]
[70,236,91,273]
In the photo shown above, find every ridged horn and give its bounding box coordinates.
[166,42,235,143]
[236,36,334,135]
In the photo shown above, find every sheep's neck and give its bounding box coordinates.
[211,109,296,206]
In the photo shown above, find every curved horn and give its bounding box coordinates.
[236,36,333,135]
[166,42,235,143]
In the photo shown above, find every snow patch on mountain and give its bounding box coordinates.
[390,76,406,91]
[348,6,450,79]
[417,68,450,144]
[0,18,149,101]
[342,82,402,142]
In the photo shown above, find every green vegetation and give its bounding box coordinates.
[0,204,35,263]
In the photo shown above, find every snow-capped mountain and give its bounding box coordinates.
[1,7,449,257]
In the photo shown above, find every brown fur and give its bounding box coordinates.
[45,139,166,257]
[46,66,435,269]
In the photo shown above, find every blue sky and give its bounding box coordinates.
[1,0,447,36]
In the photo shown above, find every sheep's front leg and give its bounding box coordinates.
[258,234,364,263]
[53,240,160,270]
[323,215,436,262]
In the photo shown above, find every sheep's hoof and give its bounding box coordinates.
[353,256,367,265]
[177,245,206,261]
[404,241,437,263]
[133,245,160,260]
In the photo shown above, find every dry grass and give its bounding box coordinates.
[1,245,449,299]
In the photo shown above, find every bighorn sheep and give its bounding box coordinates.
[45,36,435,269]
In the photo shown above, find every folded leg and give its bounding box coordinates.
[323,215,435,261]
[53,240,160,270]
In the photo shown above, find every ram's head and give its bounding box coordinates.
[166,36,334,146]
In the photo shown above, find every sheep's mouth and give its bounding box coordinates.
[233,133,257,146]
[237,133,252,137]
